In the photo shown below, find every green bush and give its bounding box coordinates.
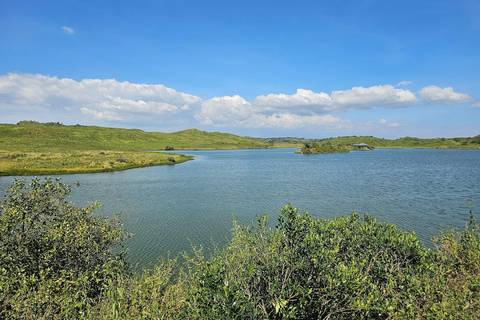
[409,208,480,319]
[1,178,479,319]
[0,178,130,319]
[90,259,186,319]
[183,205,435,319]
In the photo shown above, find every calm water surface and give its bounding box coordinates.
[1,148,479,267]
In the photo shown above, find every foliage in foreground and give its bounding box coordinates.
[0,178,130,319]
[1,179,479,319]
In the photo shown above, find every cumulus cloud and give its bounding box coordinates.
[197,95,255,124]
[0,73,202,123]
[196,93,351,129]
[250,85,417,114]
[469,102,480,109]
[419,85,473,105]
[395,80,413,87]
[379,119,405,128]
[249,113,349,129]
[252,89,334,114]
[331,85,418,109]
[196,84,418,128]
[80,108,122,121]
[62,26,75,35]
[1,73,474,132]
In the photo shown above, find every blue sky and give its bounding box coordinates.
[1,0,479,138]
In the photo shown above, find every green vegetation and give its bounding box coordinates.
[0,121,268,152]
[1,178,479,319]
[0,121,268,175]
[297,142,352,154]
[0,178,130,318]
[256,134,480,149]
[0,151,192,176]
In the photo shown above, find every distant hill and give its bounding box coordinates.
[255,135,480,149]
[0,121,269,152]
[1,121,479,153]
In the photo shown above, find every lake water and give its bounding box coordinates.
[1,148,479,268]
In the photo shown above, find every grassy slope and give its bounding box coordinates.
[0,151,193,176]
[0,122,269,175]
[257,135,480,149]
[0,122,268,152]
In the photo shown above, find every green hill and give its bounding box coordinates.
[0,121,269,176]
[0,121,269,152]
[256,135,480,149]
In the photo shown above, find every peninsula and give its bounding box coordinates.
[0,121,269,176]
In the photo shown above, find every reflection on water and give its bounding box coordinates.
[1,148,479,268]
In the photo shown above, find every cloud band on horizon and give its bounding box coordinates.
[0,73,475,131]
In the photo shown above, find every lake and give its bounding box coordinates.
[1,148,479,268]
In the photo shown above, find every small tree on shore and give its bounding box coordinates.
[0,177,130,318]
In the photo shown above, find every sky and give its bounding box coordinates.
[0,0,479,139]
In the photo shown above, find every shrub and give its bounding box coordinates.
[0,178,130,319]
[184,205,433,319]
[408,208,480,319]
[90,259,186,319]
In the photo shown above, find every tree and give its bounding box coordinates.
[0,177,130,318]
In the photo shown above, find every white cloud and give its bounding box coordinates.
[62,26,75,35]
[331,85,418,109]
[0,73,202,123]
[196,84,418,129]
[198,95,255,123]
[251,89,334,114]
[1,73,474,134]
[196,94,350,129]
[470,102,480,109]
[395,80,413,87]
[419,85,473,105]
[80,108,122,121]
[250,113,349,129]
[379,118,404,127]
[251,85,418,114]
[97,96,180,114]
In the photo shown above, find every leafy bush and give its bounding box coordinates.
[0,178,130,319]
[408,208,480,319]
[183,205,434,319]
[90,259,186,319]
[1,178,479,319]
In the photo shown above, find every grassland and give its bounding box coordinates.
[0,121,269,176]
[0,150,193,176]
[256,135,480,149]
[2,121,479,175]
[0,121,269,152]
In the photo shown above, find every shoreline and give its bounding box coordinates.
[0,150,193,177]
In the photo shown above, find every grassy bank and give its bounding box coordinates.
[0,121,269,175]
[0,150,192,176]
